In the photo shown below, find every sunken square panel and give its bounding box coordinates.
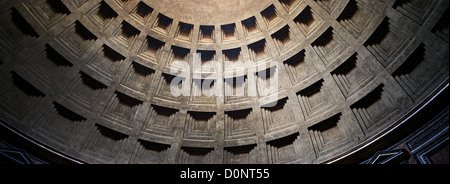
[23,0,71,30]
[154,73,185,103]
[175,22,194,41]
[271,25,295,54]
[167,45,190,67]
[111,21,141,48]
[193,50,217,73]
[19,43,73,89]
[241,16,260,37]
[130,1,153,25]
[221,23,237,42]
[224,75,251,104]
[248,39,270,62]
[153,13,173,35]
[9,7,40,38]
[296,79,336,121]
[255,66,282,97]
[189,79,217,105]
[113,0,132,9]
[130,139,170,164]
[266,133,302,163]
[141,104,179,138]
[224,144,258,164]
[100,91,143,130]
[0,7,39,55]
[431,7,448,42]
[0,71,45,122]
[54,20,97,59]
[283,49,317,85]
[260,4,282,27]
[330,53,375,99]
[85,0,118,31]
[177,147,215,164]
[392,43,449,102]
[311,27,349,66]
[199,25,215,43]
[224,108,256,141]
[80,124,129,163]
[393,0,439,25]
[308,113,348,158]
[120,61,155,94]
[261,97,296,135]
[279,0,301,14]
[86,44,126,80]
[32,102,86,150]
[314,0,340,15]
[337,0,377,38]
[364,17,412,68]
[96,0,118,20]
[63,71,108,111]
[223,47,244,71]
[183,111,218,141]
[350,84,397,134]
[138,36,165,63]
[294,5,324,37]
[45,43,73,68]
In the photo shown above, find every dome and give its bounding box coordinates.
[0,0,448,164]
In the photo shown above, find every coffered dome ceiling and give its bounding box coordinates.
[0,0,448,164]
